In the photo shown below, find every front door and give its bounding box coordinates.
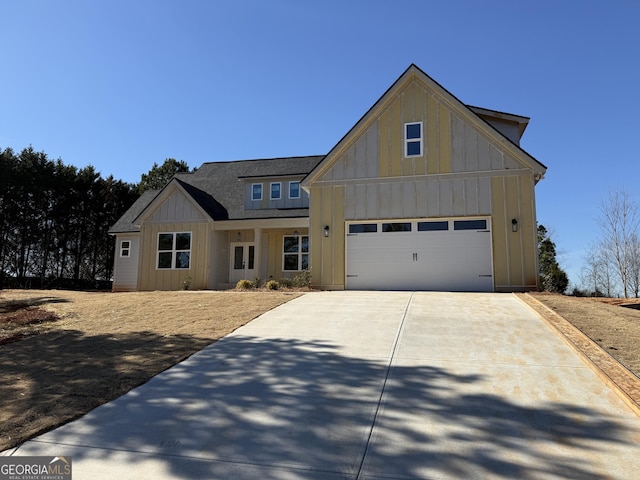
[229,242,256,284]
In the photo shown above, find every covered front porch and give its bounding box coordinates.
[213,218,310,289]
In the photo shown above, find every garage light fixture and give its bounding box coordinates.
[511,218,518,232]
[323,225,330,237]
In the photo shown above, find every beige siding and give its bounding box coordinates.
[491,175,538,291]
[343,177,491,220]
[112,234,140,292]
[147,189,207,222]
[319,123,379,182]
[138,222,209,291]
[263,228,309,281]
[309,186,345,289]
[208,230,229,288]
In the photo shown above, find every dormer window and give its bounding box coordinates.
[252,183,263,201]
[289,181,300,199]
[270,182,281,200]
[405,122,423,157]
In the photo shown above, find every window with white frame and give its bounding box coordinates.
[252,183,263,201]
[270,182,281,200]
[289,181,300,199]
[120,240,131,257]
[404,122,423,157]
[283,235,309,271]
[157,232,191,269]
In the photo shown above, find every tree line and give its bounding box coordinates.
[0,146,190,289]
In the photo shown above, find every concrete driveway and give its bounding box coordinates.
[4,292,640,479]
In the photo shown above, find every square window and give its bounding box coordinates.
[120,240,130,257]
[252,183,263,201]
[158,251,173,269]
[289,181,300,199]
[270,182,281,200]
[157,232,191,269]
[406,123,421,139]
[158,234,173,251]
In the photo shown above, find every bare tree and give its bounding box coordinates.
[596,189,640,298]
[630,232,640,297]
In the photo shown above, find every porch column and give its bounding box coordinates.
[254,227,262,282]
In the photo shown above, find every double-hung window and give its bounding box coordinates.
[283,235,309,271]
[289,181,300,199]
[120,240,131,257]
[252,183,263,201]
[404,122,423,157]
[270,182,281,200]
[157,232,191,269]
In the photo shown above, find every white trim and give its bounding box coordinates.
[288,181,301,199]
[404,121,423,157]
[214,217,309,230]
[157,231,192,270]
[251,183,263,201]
[270,182,282,200]
[282,235,309,272]
[119,240,131,258]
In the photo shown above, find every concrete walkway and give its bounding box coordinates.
[4,292,640,479]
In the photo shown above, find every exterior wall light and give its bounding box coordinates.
[511,218,518,232]
[323,225,330,237]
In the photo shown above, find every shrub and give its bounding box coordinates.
[236,279,254,290]
[266,280,280,290]
[292,269,312,289]
[278,277,293,289]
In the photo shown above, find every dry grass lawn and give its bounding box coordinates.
[0,289,301,452]
[527,293,640,377]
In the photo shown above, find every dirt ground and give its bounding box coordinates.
[526,293,640,377]
[0,289,301,452]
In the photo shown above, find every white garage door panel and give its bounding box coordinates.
[346,220,493,292]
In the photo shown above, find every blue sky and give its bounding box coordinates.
[2,1,639,288]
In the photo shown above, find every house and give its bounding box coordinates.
[109,64,546,292]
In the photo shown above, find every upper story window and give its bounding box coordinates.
[405,122,423,157]
[157,232,191,269]
[120,240,130,257]
[252,183,263,201]
[270,182,281,200]
[289,181,300,199]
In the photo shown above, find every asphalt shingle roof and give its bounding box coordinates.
[109,156,324,233]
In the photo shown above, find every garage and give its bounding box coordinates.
[345,218,494,291]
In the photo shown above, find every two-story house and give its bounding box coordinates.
[109,64,546,292]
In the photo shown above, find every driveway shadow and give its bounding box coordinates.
[11,334,636,479]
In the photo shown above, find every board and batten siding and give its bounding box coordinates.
[138,222,210,291]
[137,186,212,290]
[112,234,140,292]
[308,74,540,291]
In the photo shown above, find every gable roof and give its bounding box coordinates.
[110,156,324,232]
[108,189,160,233]
[303,64,546,186]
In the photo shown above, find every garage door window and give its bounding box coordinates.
[283,235,309,271]
[418,221,449,231]
[454,219,487,230]
[382,222,412,232]
[349,224,378,234]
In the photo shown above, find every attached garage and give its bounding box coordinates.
[346,218,494,291]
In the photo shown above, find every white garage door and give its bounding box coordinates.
[346,218,493,291]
